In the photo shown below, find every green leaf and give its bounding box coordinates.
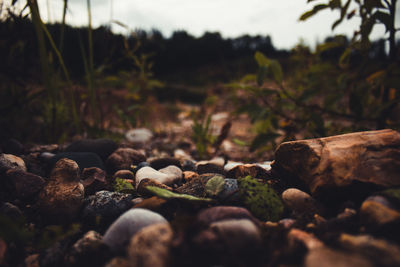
[205,176,226,197]
[146,186,214,202]
[269,60,283,84]
[232,138,248,146]
[255,51,270,66]
[299,4,329,21]
[257,66,268,86]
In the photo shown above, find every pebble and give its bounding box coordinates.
[218,178,240,201]
[182,160,196,171]
[360,195,400,226]
[125,128,153,145]
[81,167,108,196]
[149,157,181,170]
[37,158,84,223]
[195,206,259,229]
[192,219,261,266]
[50,152,105,171]
[65,138,118,161]
[106,148,146,174]
[66,231,109,266]
[0,202,23,220]
[4,169,45,200]
[82,190,133,229]
[183,171,198,182]
[135,166,182,187]
[0,153,26,172]
[128,223,173,267]
[103,208,167,252]
[1,139,24,155]
[113,169,135,181]
[282,188,322,215]
[226,163,270,179]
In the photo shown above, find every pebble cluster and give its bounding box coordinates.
[0,131,399,267]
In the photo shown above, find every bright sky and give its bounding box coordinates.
[30,0,398,49]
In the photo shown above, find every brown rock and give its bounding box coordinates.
[175,174,216,197]
[4,169,45,200]
[37,158,84,223]
[282,188,323,216]
[106,148,146,174]
[132,196,167,212]
[105,257,130,267]
[305,247,373,267]
[81,167,107,195]
[183,171,198,182]
[113,170,135,183]
[360,195,400,226]
[128,223,173,267]
[0,153,26,172]
[25,254,40,267]
[226,164,269,179]
[273,129,400,198]
[66,230,109,266]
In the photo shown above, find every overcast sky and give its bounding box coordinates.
[34,0,397,49]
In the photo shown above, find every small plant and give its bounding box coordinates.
[191,114,215,159]
[146,186,213,202]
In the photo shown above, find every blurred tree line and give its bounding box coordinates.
[0,15,288,84]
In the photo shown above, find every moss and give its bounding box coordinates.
[238,175,283,222]
[114,178,135,194]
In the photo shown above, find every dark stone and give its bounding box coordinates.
[1,139,24,156]
[150,157,181,170]
[4,169,45,200]
[175,174,216,197]
[82,191,134,231]
[0,202,23,220]
[81,167,108,196]
[197,163,224,175]
[21,153,47,177]
[65,139,118,162]
[50,152,105,172]
[182,160,196,172]
[226,164,270,179]
[106,148,146,175]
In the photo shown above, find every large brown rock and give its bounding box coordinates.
[37,158,84,224]
[273,129,400,198]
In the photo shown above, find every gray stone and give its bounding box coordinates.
[103,208,167,252]
[65,138,118,161]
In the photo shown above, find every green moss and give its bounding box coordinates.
[114,178,135,194]
[238,175,283,222]
[205,175,225,197]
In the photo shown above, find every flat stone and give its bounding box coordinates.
[273,129,400,199]
[103,209,167,252]
[195,206,259,229]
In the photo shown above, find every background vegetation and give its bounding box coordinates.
[0,0,399,153]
